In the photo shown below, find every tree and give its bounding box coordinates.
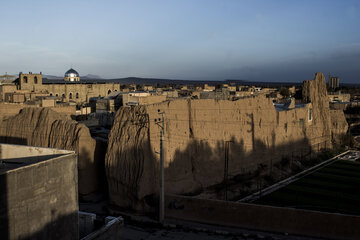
[279,87,290,98]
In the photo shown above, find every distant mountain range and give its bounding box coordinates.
[42,76,304,87]
[83,74,103,79]
[43,74,102,80]
[11,73,359,87]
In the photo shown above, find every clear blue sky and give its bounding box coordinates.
[1,0,360,82]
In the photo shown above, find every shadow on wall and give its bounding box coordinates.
[0,136,27,145]
[76,141,108,198]
[0,187,78,240]
[93,140,109,197]
[6,213,78,240]
[0,150,79,240]
[106,131,157,212]
[0,171,9,240]
[106,129,331,211]
[29,213,78,240]
[0,107,106,196]
[165,135,315,197]
[0,137,28,239]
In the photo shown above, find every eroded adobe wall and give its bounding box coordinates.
[0,108,99,195]
[105,99,310,209]
[302,72,332,143]
[105,73,343,210]
[330,109,349,145]
[106,106,157,210]
[0,103,76,121]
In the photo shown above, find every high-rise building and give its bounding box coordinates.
[328,74,339,89]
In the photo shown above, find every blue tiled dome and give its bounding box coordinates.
[64,68,79,77]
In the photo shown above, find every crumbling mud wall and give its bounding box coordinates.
[302,72,332,143]
[106,107,156,210]
[0,102,76,121]
[106,73,348,210]
[330,109,349,145]
[0,108,99,195]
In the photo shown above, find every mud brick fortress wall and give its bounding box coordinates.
[105,73,348,210]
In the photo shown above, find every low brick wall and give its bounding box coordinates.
[165,195,360,240]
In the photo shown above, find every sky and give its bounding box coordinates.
[1,0,360,83]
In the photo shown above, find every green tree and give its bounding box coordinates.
[279,87,290,98]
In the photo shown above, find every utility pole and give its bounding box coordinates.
[224,141,229,201]
[155,109,165,224]
[224,140,233,201]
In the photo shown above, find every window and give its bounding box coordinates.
[308,108,312,121]
[76,92,79,99]
[62,93,65,98]
[23,76,28,83]
[55,93,59,97]
[69,93,73,99]
[50,93,53,96]
[299,118,304,127]
[108,90,111,94]
[34,76,38,84]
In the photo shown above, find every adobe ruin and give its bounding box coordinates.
[105,72,348,210]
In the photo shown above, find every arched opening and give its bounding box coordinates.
[76,92,79,99]
[62,93,65,98]
[34,76,38,84]
[50,93,53,96]
[69,93,73,99]
[23,76,28,83]
[108,90,111,95]
[55,93,59,97]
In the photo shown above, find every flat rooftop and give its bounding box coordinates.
[273,102,306,111]
[254,153,360,215]
[0,144,74,174]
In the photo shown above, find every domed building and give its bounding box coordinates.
[64,68,80,82]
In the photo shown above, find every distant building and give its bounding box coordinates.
[328,92,351,103]
[119,91,167,106]
[19,72,43,91]
[0,84,17,101]
[200,89,230,100]
[0,73,16,83]
[143,85,153,91]
[64,68,80,82]
[328,75,339,89]
[5,72,120,104]
[203,84,215,92]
